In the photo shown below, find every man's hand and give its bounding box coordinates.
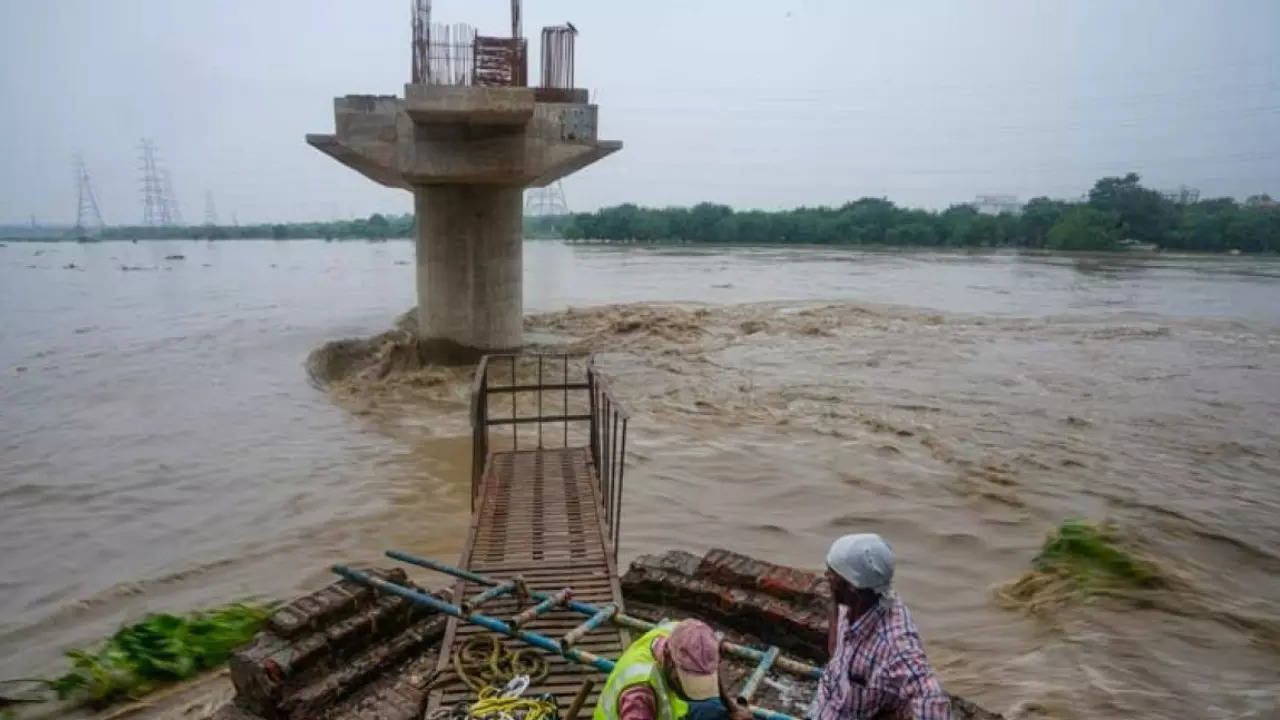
[715,668,754,720]
[726,696,753,720]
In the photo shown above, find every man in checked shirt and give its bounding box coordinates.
[808,534,952,720]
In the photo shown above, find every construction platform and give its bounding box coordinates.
[221,355,998,720]
[427,356,630,716]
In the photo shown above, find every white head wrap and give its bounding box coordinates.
[825,533,894,601]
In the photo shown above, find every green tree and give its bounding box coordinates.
[1087,173,1174,244]
[366,213,390,238]
[1046,207,1122,251]
[1019,197,1067,247]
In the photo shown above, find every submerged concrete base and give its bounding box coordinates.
[414,185,523,351]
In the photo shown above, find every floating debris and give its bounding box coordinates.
[996,519,1168,613]
[165,254,186,260]
[7,603,270,709]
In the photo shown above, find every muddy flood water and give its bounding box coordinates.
[2,240,1279,719]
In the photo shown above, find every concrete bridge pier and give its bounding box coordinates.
[307,85,620,353]
[414,185,523,351]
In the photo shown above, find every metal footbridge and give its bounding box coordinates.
[334,355,819,720]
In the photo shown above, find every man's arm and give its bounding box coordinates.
[905,691,951,720]
[618,685,658,720]
[886,655,951,720]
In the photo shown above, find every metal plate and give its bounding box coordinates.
[428,447,628,715]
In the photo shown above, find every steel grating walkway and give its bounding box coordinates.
[427,447,628,715]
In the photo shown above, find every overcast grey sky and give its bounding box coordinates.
[1,0,1277,225]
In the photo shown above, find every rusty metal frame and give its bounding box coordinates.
[470,354,629,557]
[413,0,527,87]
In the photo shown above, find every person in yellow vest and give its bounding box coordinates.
[594,619,750,720]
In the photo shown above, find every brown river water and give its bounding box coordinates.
[2,240,1279,719]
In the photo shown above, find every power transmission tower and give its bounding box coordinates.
[73,153,105,236]
[204,190,218,225]
[162,170,183,225]
[524,181,570,216]
[138,138,180,226]
[139,139,163,226]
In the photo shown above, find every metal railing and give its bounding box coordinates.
[587,363,628,556]
[470,354,630,553]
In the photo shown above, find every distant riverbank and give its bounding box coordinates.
[558,173,1278,253]
[3,235,1272,261]
[8,171,1277,252]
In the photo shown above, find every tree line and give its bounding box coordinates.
[96,213,565,242]
[562,174,1279,253]
[28,173,1279,253]
[99,213,417,241]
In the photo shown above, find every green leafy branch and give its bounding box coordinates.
[2,602,270,709]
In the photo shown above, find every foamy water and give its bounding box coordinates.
[2,240,1278,719]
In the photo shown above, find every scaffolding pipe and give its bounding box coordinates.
[383,549,822,679]
[738,646,779,703]
[562,603,617,648]
[512,588,572,628]
[461,580,515,613]
[333,565,614,672]
[333,564,805,720]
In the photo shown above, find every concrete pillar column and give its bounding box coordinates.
[413,184,523,351]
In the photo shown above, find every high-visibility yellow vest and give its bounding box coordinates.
[593,622,690,720]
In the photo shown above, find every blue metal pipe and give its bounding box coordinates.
[387,549,618,619]
[512,588,572,628]
[461,580,514,613]
[332,564,616,674]
[562,603,617,648]
[336,563,804,720]
[744,704,806,720]
[383,549,822,679]
[737,646,779,703]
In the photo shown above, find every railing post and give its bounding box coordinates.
[511,355,517,451]
[614,417,627,559]
[563,355,570,448]
[588,366,598,469]
[470,356,492,511]
[537,355,544,449]
[602,394,612,533]
[608,409,619,533]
